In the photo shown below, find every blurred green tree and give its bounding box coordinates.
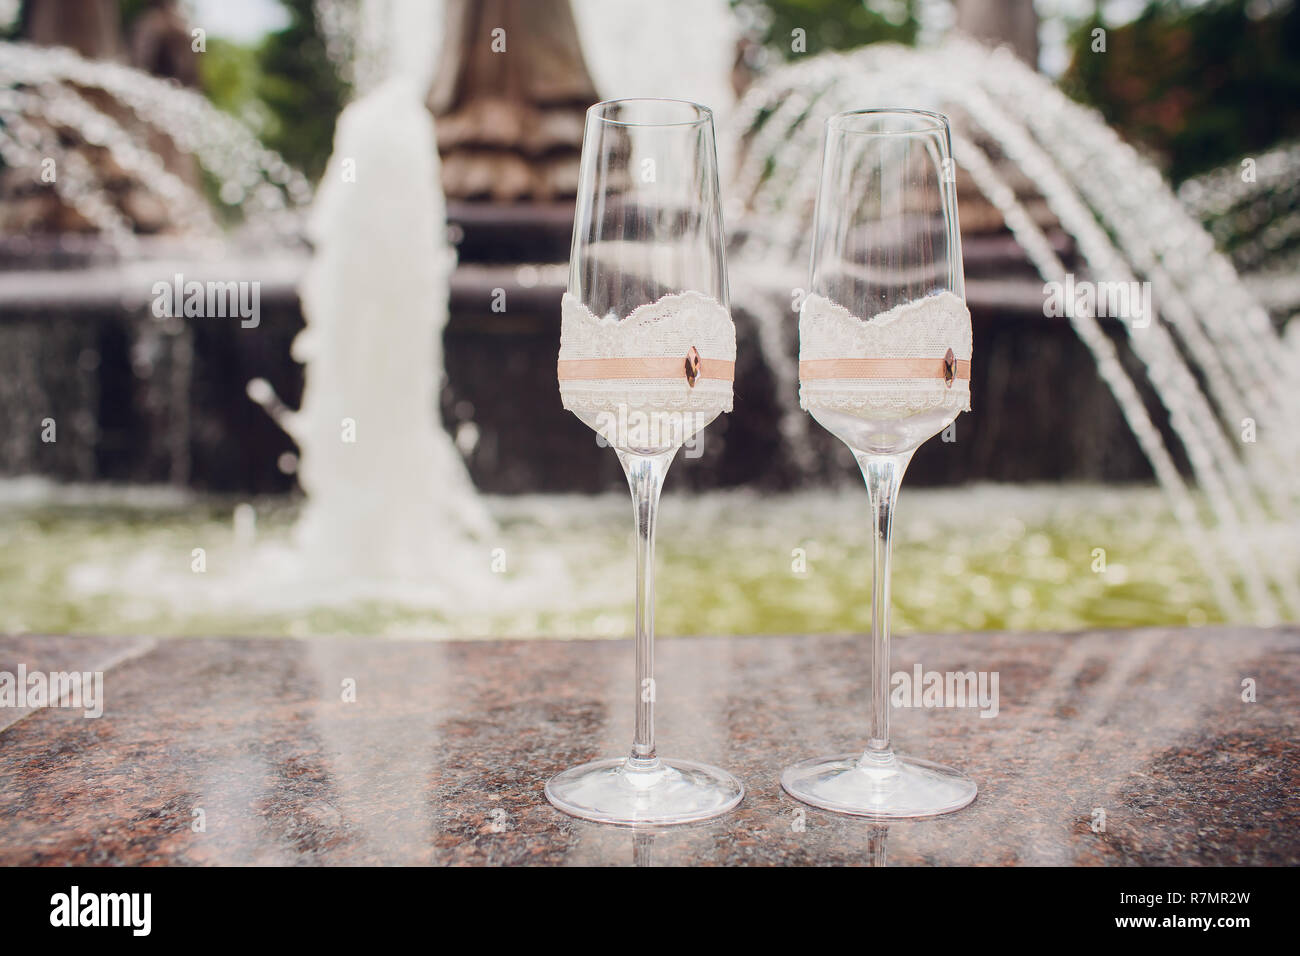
[255,0,348,181]
[1062,0,1300,182]
[736,0,920,60]
[199,36,270,131]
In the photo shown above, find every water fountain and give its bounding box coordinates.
[0,38,313,489]
[247,0,495,594]
[1,5,500,609]
[729,39,1300,623]
[247,76,493,592]
[1180,138,1300,325]
[0,41,311,247]
[2,5,1296,630]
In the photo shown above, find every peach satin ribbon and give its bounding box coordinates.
[799,357,971,382]
[557,357,736,383]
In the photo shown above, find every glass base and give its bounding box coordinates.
[781,750,976,819]
[545,756,744,826]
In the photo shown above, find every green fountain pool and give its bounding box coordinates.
[0,480,1227,639]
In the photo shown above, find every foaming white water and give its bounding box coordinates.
[225,77,559,614]
[260,79,492,591]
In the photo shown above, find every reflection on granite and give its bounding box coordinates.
[0,627,1295,865]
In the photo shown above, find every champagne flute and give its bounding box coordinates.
[782,108,977,818]
[545,98,743,826]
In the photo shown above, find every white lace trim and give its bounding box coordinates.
[559,291,736,414]
[799,291,973,415]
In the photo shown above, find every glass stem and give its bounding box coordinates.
[854,449,913,766]
[617,448,675,771]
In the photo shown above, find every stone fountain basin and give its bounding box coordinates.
[0,235,1166,494]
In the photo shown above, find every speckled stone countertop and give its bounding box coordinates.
[0,627,1295,866]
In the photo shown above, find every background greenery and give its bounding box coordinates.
[247,0,347,181]
[734,0,921,56]
[1062,0,1300,183]
[12,0,1300,185]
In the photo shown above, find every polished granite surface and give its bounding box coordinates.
[0,627,1295,865]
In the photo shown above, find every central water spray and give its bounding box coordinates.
[249,76,493,596]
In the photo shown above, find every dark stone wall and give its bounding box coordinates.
[0,270,1165,494]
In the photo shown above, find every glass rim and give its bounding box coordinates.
[587,97,714,129]
[826,108,950,136]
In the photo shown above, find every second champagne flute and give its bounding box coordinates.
[545,98,743,826]
[782,108,977,818]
